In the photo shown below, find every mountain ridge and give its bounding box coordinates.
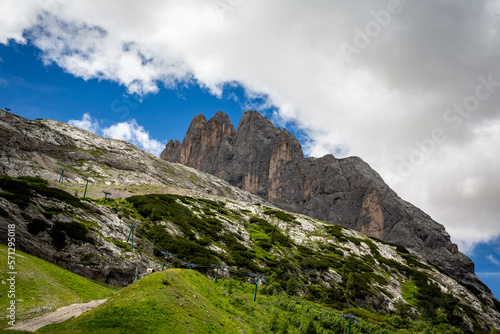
[161,110,482,290]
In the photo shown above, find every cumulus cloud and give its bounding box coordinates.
[2,0,500,253]
[101,119,165,156]
[68,113,164,156]
[68,113,99,133]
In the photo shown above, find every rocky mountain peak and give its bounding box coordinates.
[161,110,487,291]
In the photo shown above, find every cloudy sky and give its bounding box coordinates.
[1,0,499,294]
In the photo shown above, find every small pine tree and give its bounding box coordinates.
[303,320,317,334]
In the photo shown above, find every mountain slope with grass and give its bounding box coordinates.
[1,110,500,332]
[0,244,118,331]
[2,174,500,332]
[38,269,467,334]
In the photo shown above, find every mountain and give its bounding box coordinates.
[161,110,481,291]
[2,109,500,332]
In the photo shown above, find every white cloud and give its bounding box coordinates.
[101,119,164,156]
[487,254,500,267]
[68,113,164,156]
[68,113,99,133]
[2,0,500,253]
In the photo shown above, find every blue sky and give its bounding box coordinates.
[0,42,281,152]
[1,1,499,298]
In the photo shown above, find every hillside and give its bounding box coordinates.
[31,269,478,334]
[0,243,118,330]
[1,110,500,332]
[2,174,500,332]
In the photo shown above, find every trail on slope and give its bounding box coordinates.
[6,299,107,332]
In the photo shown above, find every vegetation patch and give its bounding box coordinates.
[263,208,295,222]
[325,224,347,242]
[41,204,64,219]
[27,218,49,235]
[0,175,87,209]
[48,221,95,249]
[248,215,292,247]
[222,233,258,271]
[127,194,224,241]
[141,224,221,265]
[0,205,10,217]
[109,238,131,251]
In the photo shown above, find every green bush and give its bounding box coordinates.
[325,225,347,242]
[256,238,272,251]
[251,218,292,247]
[127,194,223,240]
[18,176,48,185]
[111,238,131,251]
[49,228,66,249]
[222,234,258,270]
[52,221,94,244]
[42,205,64,219]
[0,176,33,196]
[0,192,32,208]
[143,225,220,265]
[0,176,86,209]
[396,244,410,254]
[263,209,295,222]
[0,205,10,217]
[27,219,48,235]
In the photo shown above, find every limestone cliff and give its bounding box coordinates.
[161,110,483,290]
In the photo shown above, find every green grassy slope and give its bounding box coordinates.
[40,269,464,334]
[0,244,119,330]
[41,269,346,334]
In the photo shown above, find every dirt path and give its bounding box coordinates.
[6,299,107,332]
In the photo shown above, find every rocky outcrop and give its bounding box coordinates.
[161,110,485,290]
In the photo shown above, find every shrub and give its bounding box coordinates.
[111,238,131,251]
[144,225,220,265]
[53,221,94,243]
[18,176,48,185]
[263,209,295,222]
[42,205,64,219]
[127,194,223,240]
[0,192,32,208]
[252,218,292,247]
[325,225,346,241]
[0,176,33,196]
[49,228,66,249]
[0,176,87,209]
[256,238,272,251]
[396,244,410,254]
[0,206,9,217]
[27,219,48,235]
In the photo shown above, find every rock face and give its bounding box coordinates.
[161,110,484,290]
